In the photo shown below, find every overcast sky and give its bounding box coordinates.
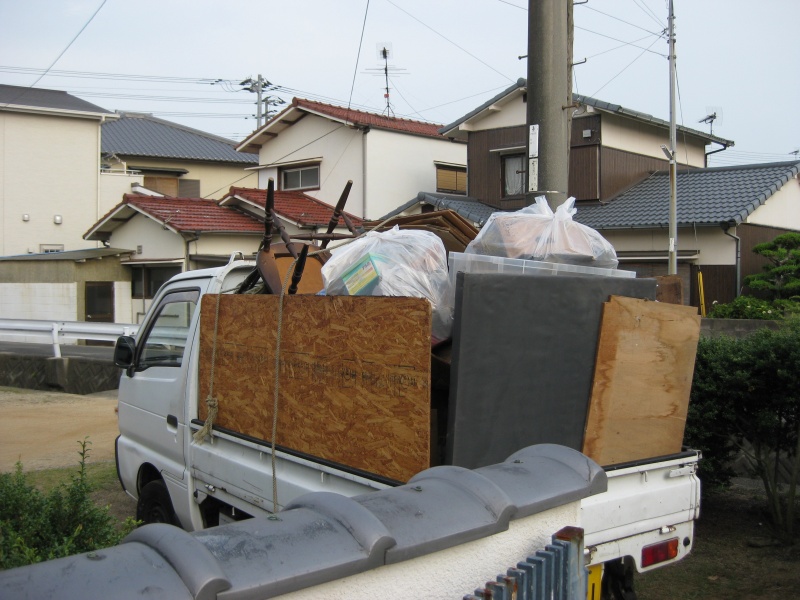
[1,0,797,167]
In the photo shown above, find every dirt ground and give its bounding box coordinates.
[0,387,120,472]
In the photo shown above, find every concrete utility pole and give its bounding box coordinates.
[526,0,571,211]
[666,0,678,275]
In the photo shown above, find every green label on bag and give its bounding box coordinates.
[342,254,381,295]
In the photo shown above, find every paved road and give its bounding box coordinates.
[0,341,114,360]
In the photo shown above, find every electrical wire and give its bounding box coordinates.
[27,0,109,89]
[385,0,515,83]
[1,1,108,108]
[575,26,665,57]
[347,0,370,113]
[631,0,666,29]
[579,4,664,38]
[590,35,662,98]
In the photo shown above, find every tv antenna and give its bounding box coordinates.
[699,106,723,136]
[364,43,407,117]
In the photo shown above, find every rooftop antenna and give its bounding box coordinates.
[365,43,407,117]
[699,106,723,136]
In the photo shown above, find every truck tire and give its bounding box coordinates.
[137,480,180,527]
[601,557,637,600]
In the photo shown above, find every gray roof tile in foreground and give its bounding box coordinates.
[574,160,800,230]
[0,444,605,600]
[101,112,258,164]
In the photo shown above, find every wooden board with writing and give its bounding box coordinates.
[198,294,431,483]
[582,295,701,466]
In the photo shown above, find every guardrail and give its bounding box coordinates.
[0,319,139,358]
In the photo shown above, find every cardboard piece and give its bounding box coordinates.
[198,294,432,483]
[582,296,701,466]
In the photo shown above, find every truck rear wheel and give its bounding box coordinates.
[137,480,180,527]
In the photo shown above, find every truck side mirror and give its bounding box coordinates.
[114,336,137,369]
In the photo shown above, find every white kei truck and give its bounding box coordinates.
[113,258,701,599]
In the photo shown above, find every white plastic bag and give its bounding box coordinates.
[465,197,618,268]
[322,226,453,342]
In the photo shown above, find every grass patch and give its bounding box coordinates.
[23,461,121,494]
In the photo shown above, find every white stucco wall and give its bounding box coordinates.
[254,114,466,220]
[256,116,364,214]
[365,129,466,220]
[192,234,262,257]
[99,171,143,216]
[602,226,735,265]
[1,111,103,256]
[460,97,526,133]
[279,501,579,600]
[0,282,77,321]
[600,113,707,167]
[746,176,800,229]
[108,214,185,259]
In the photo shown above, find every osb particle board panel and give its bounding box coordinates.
[582,296,701,467]
[198,294,431,483]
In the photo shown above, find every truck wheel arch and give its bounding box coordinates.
[136,463,162,495]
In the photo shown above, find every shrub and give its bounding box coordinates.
[0,439,137,570]
[686,318,800,541]
[707,295,781,319]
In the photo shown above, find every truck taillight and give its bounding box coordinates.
[641,537,679,568]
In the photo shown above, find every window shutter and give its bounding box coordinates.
[178,179,201,197]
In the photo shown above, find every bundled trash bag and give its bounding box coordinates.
[465,196,618,268]
[322,226,453,342]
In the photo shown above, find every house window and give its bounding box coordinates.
[281,165,320,191]
[436,165,467,195]
[131,266,182,299]
[502,154,525,197]
[40,244,64,253]
[143,177,200,197]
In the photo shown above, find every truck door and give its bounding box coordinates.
[118,287,200,483]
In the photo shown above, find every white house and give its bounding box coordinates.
[236,98,467,220]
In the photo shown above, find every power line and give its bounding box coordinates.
[591,35,663,98]
[578,4,664,37]
[28,0,108,89]
[631,0,666,29]
[575,26,665,57]
[385,0,515,83]
[347,0,370,113]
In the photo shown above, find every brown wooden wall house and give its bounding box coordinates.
[739,223,795,297]
[466,126,527,210]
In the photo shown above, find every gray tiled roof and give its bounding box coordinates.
[102,112,257,164]
[384,192,497,226]
[574,161,800,230]
[0,84,111,115]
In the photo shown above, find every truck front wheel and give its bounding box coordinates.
[137,480,180,527]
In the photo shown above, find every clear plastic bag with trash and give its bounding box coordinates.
[465,196,618,269]
[321,226,453,343]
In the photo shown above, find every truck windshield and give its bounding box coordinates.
[139,289,200,369]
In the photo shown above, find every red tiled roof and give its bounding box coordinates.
[292,98,444,138]
[123,194,264,233]
[228,187,364,229]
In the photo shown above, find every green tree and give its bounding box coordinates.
[744,232,800,300]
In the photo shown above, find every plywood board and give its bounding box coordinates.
[446,273,657,470]
[582,296,701,466]
[198,294,431,483]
